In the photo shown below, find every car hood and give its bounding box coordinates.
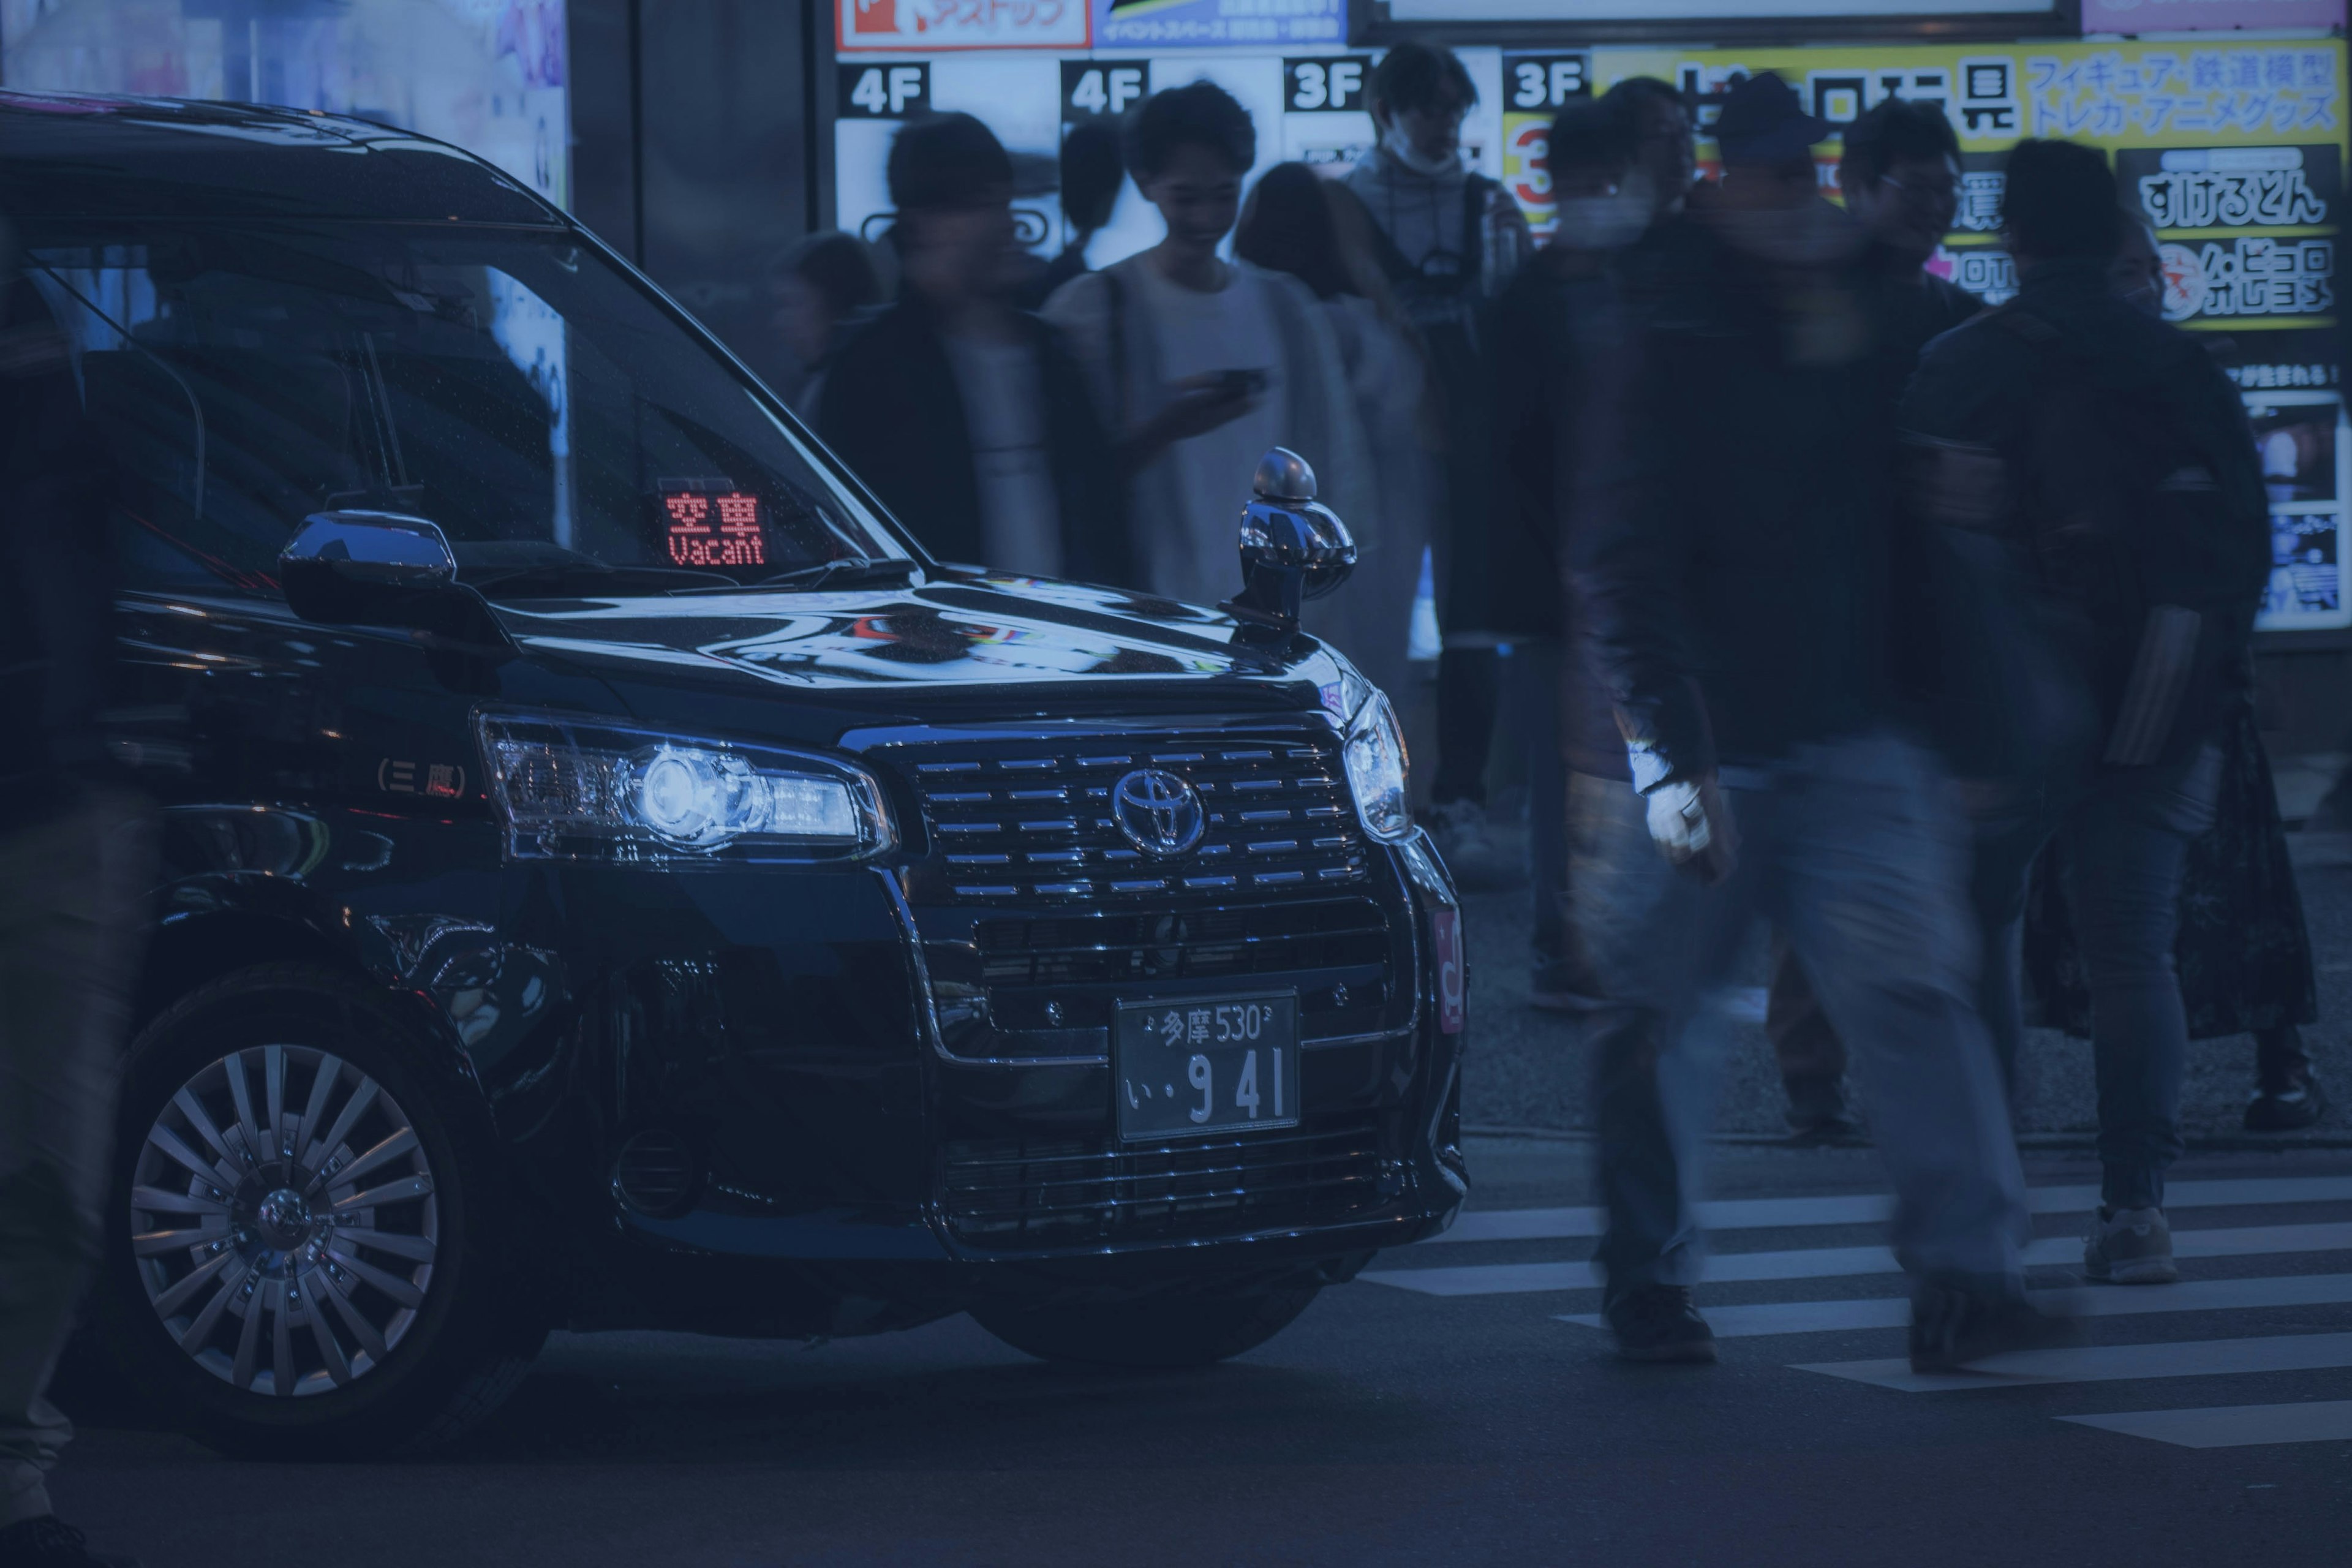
[489,571,1357,706]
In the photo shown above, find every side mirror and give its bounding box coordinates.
[280,511,458,625]
[278,511,512,660]
[1224,448,1356,647]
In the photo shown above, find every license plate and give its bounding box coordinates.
[1113,992,1300,1141]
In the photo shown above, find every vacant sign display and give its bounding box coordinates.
[660,481,768,570]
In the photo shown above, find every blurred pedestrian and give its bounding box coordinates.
[2022,206,2328,1136]
[1599,77,1700,317]
[1347,40,1532,889]
[769,230,884,416]
[1234,162,1425,707]
[0,239,156,1568]
[1485,98,1645,1011]
[1017,118,1124,311]
[816,113,1127,584]
[1045,82,1367,610]
[1570,73,2042,1371]
[1762,94,1985,1142]
[1903,140,2272,1284]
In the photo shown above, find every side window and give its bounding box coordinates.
[31,259,325,592]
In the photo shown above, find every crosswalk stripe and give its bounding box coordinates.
[2057,1400,2352,1448]
[1555,1273,2352,1338]
[1795,1331,2352,1393]
[1362,1221,2352,1297]
[1431,1176,2352,1246]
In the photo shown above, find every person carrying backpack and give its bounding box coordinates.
[1901,140,2271,1288]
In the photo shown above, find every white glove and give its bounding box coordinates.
[1644,778,1715,864]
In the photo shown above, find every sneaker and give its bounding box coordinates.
[0,1516,138,1568]
[2245,1071,2328,1133]
[1423,799,1522,892]
[1604,1284,1718,1363]
[2084,1205,2179,1285]
[1909,1281,2077,1373]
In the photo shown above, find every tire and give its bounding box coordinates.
[99,963,543,1458]
[972,1285,1321,1369]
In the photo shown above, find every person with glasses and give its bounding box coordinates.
[1842,96,1983,369]
[1752,95,1989,1144]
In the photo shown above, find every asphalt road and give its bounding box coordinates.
[60,1136,2352,1567]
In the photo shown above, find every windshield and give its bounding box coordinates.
[24,221,911,596]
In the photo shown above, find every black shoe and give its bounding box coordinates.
[2245,1071,2328,1133]
[1528,954,1607,1013]
[1783,1080,1865,1147]
[1604,1284,1718,1363]
[0,1516,138,1568]
[1908,1281,2077,1373]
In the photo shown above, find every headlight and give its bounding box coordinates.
[1341,690,1411,842]
[474,711,894,865]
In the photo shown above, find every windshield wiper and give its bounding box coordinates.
[465,563,741,597]
[668,557,920,594]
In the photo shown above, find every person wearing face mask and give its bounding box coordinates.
[1046,83,1367,612]
[1756,95,1986,1144]
[2018,207,2329,1137]
[1484,99,1647,1012]
[1346,41,1534,891]
[1570,72,2046,1369]
[1902,141,2271,1287]
[818,113,1127,584]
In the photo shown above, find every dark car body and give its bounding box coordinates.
[0,95,1466,1376]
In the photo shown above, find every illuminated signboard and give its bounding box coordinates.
[839,0,1090,53]
[662,481,767,570]
[2082,1,2345,30]
[1386,0,2057,18]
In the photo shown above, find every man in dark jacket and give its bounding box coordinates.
[1568,74,2040,1371]
[0,254,154,1567]
[818,113,1128,586]
[1488,98,1643,1009]
[1901,140,2270,1287]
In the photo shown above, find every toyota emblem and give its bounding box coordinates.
[1110,768,1205,859]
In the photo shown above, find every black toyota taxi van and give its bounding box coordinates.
[0,94,1468,1456]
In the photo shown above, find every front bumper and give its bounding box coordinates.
[546,826,1464,1332]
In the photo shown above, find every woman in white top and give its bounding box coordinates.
[1232,160,1433,707]
[1044,81,1370,614]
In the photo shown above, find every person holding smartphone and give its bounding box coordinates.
[1046,82,1369,611]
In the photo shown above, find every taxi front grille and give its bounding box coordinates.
[975,899,1390,988]
[941,1114,1388,1248]
[929,896,1400,1050]
[881,732,1370,903]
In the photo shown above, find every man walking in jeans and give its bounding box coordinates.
[1901,140,2270,1285]
[1568,74,2051,1371]
[0,248,152,1567]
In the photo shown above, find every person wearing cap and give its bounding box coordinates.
[1567,72,2048,1370]
[817,112,1128,585]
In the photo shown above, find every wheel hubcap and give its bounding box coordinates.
[127,1045,440,1398]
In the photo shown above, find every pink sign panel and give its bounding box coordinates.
[2084,0,2345,31]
